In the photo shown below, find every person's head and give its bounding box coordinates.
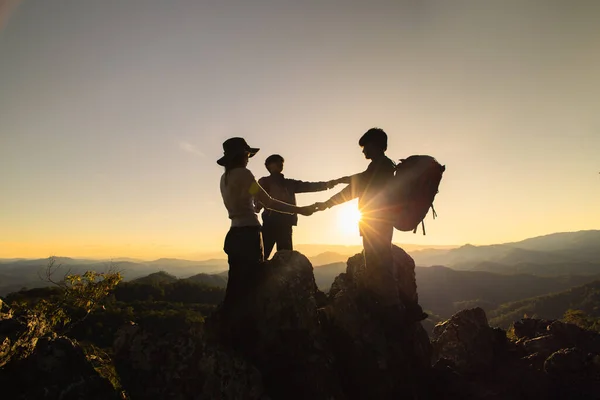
[216,137,259,170]
[265,154,284,174]
[359,127,387,160]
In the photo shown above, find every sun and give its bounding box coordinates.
[337,202,362,235]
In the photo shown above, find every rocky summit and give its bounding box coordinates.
[2,246,600,399]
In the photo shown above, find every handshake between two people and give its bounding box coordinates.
[296,201,331,217]
[254,176,351,217]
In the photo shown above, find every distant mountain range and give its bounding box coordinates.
[411,230,600,275]
[415,266,600,318]
[4,229,594,334]
[0,257,229,296]
[1,230,598,299]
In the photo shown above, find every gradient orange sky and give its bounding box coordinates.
[1,1,599,259]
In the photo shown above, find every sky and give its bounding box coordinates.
[1,0,599,259]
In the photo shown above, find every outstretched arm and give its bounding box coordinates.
[315,182,358,211]
[291,179,329,194]
[314,172,366,211]
[292,175,353,193]
[250,180,315,216]
[332,175,353,185]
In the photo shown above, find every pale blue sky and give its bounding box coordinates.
[1,0,599,258]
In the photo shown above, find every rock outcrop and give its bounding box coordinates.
[5,246,600,400]
[431,307,506,375]
[0,306,122,399]
[1,307,50,368]
[513,318,600,398]
[431,310,600,399]
[323,247,431,399]
[113,246,431,400]
[113,320,266,399]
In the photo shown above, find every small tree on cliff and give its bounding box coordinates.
[12,256,123,333]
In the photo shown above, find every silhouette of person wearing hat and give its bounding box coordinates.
[315,128,427,322]
[255,154,347,259]
[217,137,317,309]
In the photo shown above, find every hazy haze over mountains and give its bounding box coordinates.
[1,230,598,301]
[411,230,600,273]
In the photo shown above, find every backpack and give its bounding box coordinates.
[387,155,445,235]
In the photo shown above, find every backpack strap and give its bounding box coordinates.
[413,220,427,235]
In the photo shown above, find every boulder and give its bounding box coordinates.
[322,246,431,399]
[1,308,50,368]
[512,318,552,340]
[115,250,342,400]
[544,347,600,399]
[432,307,505,375]
[520,335,563,357]
[1,335,121,400]
[544,347,590,377]
[339,246,418,304]
[113,321,266,400]
[207,250,344,400]
[546,320,600,353]
[114,247,431,400]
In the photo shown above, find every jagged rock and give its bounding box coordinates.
[431,307,505,375]
[547,320,600,353]
[544,347,600,399]
[520,335,563,357]
[392,245,419,304]
[0,298,11,319]
[115,250,340,400]
[1,335,121,399]
[114,248,430,400]
[322,246,431,399]
[544,347,590,377]
[197,345,267,400]
[207,250,344,400]
[0,309,50,368]
[334,246,418,304]
[113,320,266,399]
[512,318,552,340]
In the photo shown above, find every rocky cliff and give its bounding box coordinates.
[2,247,600,399]
[0,300,123,399]
[112,246,431,399]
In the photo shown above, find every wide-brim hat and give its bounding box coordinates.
[216,137,259,166]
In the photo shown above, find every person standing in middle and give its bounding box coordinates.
[256,154,348,259]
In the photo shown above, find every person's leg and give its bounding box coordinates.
[361,223,428,321]
[221,227,263,349]
[223,228,242,308]
[262,223,276,260]
[223,226,264,308]
[276,224,293,251]
[361,222,399,306]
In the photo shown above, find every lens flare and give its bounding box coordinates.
[337,203,362,235]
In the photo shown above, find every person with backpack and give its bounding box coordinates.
[315,128,428,322]
[217,138,317,311]
[255,154,347,259]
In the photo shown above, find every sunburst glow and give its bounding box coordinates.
[337,202,362,235]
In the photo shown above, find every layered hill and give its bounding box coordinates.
[488,280,600,328]
[411,230,600,275]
